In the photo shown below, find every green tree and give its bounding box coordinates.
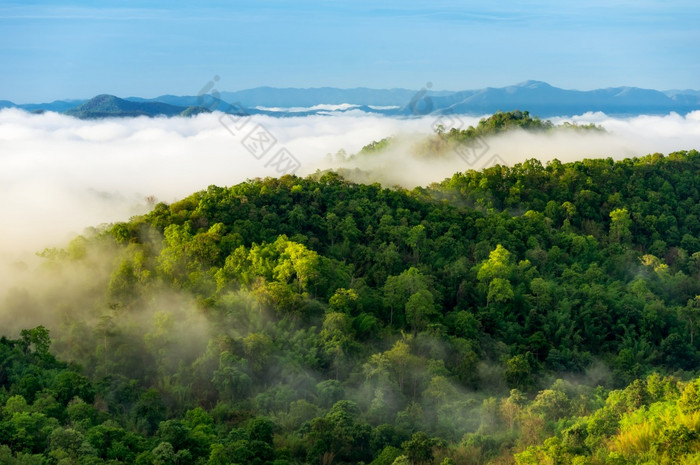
[402,432,435,465]
[406,225,427,263]
[505,353,535,390]
[405,290,439,333]
[680,296,700,346]
[488,278,514,305]
[384,268,431,327]
[609,208,632,243]
[329,288,360,315]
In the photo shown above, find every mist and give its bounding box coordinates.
[1,108,699,266]
[326,111,700,187]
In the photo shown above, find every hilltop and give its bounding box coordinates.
[64,94,210,119]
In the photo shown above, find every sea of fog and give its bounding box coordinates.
[1,108,699,261]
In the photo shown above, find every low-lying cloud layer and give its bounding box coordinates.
[1,108,699,263]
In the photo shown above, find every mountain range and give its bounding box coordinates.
[64,94,211,119]
[3,81,700,118]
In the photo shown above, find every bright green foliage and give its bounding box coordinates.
[515,374,700,465]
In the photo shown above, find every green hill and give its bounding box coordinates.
[357,110,604,159]
[1,144,699,464]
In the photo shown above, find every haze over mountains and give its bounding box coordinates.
[2,81,700,119]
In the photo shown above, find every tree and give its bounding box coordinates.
[678,380,700,414]
[488,278,514,305]
[609,208,632,243]
[329,288,360,315]
[402,432,435,465]
[477,245,513,283]
[308,400,369,464]
[384,268,431,327]
[50,370,95,405]
[385,339,418,392]
[151,442,176,465]
[273,239,321,294]
[406,225,427,263]
[19,326,51,359]
[212,352,252,399]
[505,353,535,390]
[423,376,458,408]
[529,277,551,311]
[372,446,402,465]
[242,332,273,375]
[680,296,700,346]
[405,290,439,333]
[316,380,346,408]
[530,389,570,421]
[321,312,355,379]
[134,389,166,435]
[246,417,274,444]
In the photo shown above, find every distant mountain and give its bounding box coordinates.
[0,99,87,112]
[21,99,87,113]
[64,95,210,119]
[155,82,700,117]
[5,82,700,118]
[434,80,700,116]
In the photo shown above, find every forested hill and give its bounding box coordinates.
[1,150,700,464]
[351,109,604,166]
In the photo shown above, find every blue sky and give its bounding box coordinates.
[1,0,699,102]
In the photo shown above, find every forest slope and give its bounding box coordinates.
[0,148,699,464]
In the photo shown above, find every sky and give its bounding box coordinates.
[1,0,699,102]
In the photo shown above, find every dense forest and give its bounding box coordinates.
[1,111,699,464]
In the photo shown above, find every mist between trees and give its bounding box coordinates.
[1,143,699,463]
